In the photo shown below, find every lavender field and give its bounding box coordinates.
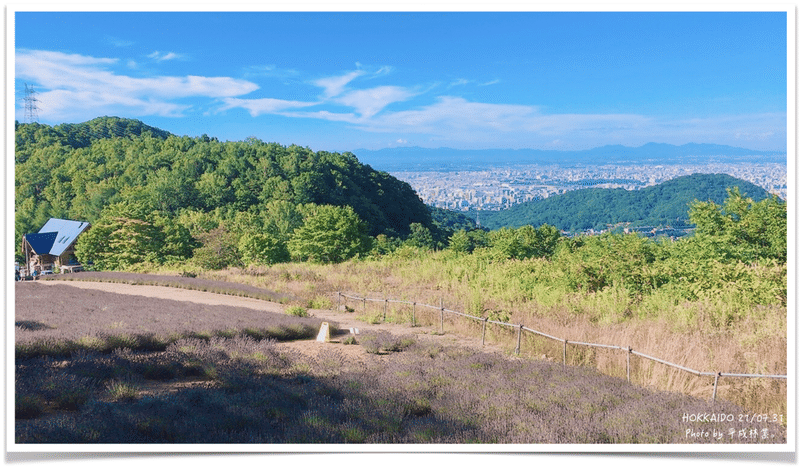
[14,281,787,445]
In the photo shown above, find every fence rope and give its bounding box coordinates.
[336,291,787,403]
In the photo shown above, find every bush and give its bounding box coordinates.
[308,297,332,309]
[285,306,308,317]
[359,332,415,354]
[343,336,358,345]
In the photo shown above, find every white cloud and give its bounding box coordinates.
[360,96,542,134]
[222,70,419,120]
[334,86,419,118]
[219,97,321,116]
[15,49,259,120]
[313,70,365,98]
[33,89,189,122]
[449,78,470,87]
[148,51,184,61]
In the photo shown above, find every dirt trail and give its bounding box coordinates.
[43,280,509,365]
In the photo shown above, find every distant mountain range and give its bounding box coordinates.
[471,173,775,233]
[353,143,786,172]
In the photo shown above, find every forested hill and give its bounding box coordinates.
[476,173,775,232]
[15,117,434,245]
[15,117,173,155]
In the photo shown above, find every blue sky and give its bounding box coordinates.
[12,9,789,152]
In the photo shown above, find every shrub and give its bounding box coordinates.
[106,380,139,401]
[308,297,332,309]
[285,306,308,317]
[359,332,415,354]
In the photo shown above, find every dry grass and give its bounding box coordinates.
[16,328,786,444]
[46,255,787,419]
[14,273,788,444]
[194,256,786,418]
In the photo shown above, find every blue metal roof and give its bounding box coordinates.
[36,218,90,256]
[24,232,58,256]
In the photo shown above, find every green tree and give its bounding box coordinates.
[688,187,787,263]
[488,224,561,260]
[238,232,289,266]
[405,222,436,250]
[74,203,168,270]
[192,224,241,270]
[448,228,490,254]
[288,204,372,263]
[553,232,659,294]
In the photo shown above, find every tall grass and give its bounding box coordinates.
[192,249,786,417]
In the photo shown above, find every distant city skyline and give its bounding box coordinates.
[394,162,787,212]
[11,8,790,153]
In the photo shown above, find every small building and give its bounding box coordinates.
[21,218,90,276]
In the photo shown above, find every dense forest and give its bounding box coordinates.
[15,117,446,268]
[475,173,775,232]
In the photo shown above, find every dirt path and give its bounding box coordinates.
[43,280,509,366]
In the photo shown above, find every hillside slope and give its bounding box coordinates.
[478,173,774,231]
[15,117,434,244]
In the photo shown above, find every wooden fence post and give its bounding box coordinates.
[383,299,388,321]
[412,302,416,326]
[337,292,341,311]
[363,297,366,312]
[440,304,444,334]
[563,340,567,365]
[712,372,721,404]
[626,346,632,382]
[515,324,522,355]
[482,317,488,346]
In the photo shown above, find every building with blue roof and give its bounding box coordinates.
[21,218,91,276]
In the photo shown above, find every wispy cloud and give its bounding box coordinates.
[334,86,420,118]
[222,68,419,119]
[16,49,259,121]
[218,97,321,117]
[227,77,785,149]
[358,96,543,134]
[313,70,365,98]
[19,49,783,150]
[243,64,300,80]
[36,88,190,120]
[148,51,185,61]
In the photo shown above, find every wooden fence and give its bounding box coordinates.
[336,292,787,404]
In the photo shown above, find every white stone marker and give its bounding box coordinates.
[317,322,331,343]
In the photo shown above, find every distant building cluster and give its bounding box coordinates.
[394,162,786,212]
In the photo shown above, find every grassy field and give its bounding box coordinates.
[15,274,787,444]
[114,250,788,419]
